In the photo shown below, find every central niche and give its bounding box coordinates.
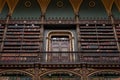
[46,30,74,51]
[46,30,75,62]
[51,36,70,51]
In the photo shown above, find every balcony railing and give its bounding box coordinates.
[0,52,120,64]
[0,19,120,24]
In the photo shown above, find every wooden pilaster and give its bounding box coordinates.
[0,14,10,52]
[110,14,120,52]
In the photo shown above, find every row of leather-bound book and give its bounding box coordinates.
[79,25,120,52]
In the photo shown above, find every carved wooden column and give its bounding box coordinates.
[110,14,120,52]
[38,14,45,62]
[101,0,120,51]
[69,0,83,62]
[34,65,40,80]
[81,68,88,80]
[0,14,10,52]
[40,14,45,51]
[75,14,81,51]
[37,0,51,62]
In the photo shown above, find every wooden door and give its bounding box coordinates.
[51,36,70,62]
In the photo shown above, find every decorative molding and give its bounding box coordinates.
[56,1,64,8]
[89,0,96,8]
[25,69,35,75]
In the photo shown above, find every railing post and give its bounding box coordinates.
[81,68,88,80]
[34,65,40,80]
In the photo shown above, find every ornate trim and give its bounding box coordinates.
[25,1,32,8]
[89,1,95,8]
[56,1,64,8]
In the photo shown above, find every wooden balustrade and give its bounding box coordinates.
[0,19,119,24]
[0,52,120,64]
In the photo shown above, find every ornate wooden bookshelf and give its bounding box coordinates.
[0,20,119,68]
[0,26,5,49]
[79,24,118,53]
[116,25,120,48]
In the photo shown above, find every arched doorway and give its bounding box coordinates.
[46,30,75,62]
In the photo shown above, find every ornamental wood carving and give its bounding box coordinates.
[101,0,114,15]
[37,0,51,15]
[69,0,83,15]
[6,0,19,15]
[114,0,120,12]
[0,0,6,13]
